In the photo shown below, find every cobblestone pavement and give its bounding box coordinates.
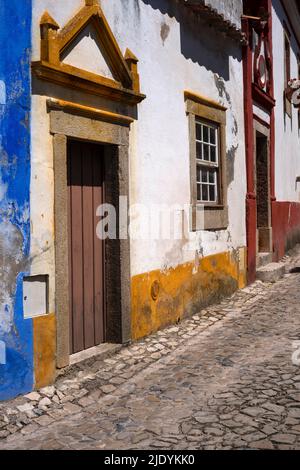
[1,250,300,449]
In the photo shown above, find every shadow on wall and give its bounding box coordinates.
[141,0,242,80]
[272,0,299,57]
[31,77,138,122]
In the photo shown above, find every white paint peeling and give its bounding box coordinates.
[0,220,23,334]
[0,80,6,106]
[0,178,8,202]
[0,340,6,364]
[0,294,13,334]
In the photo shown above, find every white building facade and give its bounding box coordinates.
[28,0,247,386]
[2,0,299,399]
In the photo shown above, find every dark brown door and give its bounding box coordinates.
[68,141,105,354]
[256,131,271,253]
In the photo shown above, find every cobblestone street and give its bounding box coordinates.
[1,251,300,450]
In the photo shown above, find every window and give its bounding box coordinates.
[196,120,219,204]
[185,90,228,231]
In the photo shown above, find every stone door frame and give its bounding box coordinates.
[50,104,131,368]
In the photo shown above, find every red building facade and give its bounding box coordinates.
[243,0,300,282]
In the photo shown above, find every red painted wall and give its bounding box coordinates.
[272,201,300,260]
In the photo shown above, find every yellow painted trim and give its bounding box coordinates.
[47,98,134,126]
[131,250,247,341]
[33,314,56,389]
[184,90,228,112]
[32,61,145,106]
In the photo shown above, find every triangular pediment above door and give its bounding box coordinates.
[61,23,115,80]
[32,0,145,106]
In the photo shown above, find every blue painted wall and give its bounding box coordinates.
[0,0,33,400]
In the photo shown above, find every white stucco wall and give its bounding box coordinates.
[30,0,246,282]
[272,0,300,203]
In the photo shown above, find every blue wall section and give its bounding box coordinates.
[0,0,33,400]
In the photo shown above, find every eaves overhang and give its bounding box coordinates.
[180,0,247,45]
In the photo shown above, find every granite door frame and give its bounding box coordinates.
[50,108,131,368]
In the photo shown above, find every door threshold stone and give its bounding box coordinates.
[70,344,123,366]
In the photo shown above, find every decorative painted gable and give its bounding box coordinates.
[32,0,145,105]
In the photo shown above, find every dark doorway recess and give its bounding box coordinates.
[256,131,271,253]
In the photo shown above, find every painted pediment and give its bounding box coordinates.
[61,23,115,80]
[32,0,145,105]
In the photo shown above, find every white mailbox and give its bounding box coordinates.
[23,275,49,319]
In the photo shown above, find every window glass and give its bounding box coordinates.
[195,120,219,204]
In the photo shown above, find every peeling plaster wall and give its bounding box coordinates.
[31,0,246,283]
[0,0,33,400]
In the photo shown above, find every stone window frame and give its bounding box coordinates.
[195,119,220,204]
[185,90,229,232]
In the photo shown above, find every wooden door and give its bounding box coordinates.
[68,141,105,354]
[255,131,271,253]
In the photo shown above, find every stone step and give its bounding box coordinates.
[256,262,286,283]
[257,252,273,269]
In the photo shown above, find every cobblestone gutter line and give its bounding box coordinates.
[0,249,299,441]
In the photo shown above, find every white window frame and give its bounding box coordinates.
[195,119,220,204]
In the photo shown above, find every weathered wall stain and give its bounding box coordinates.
[232,116,238,136]
[120,0,141,22]
[160,22,170,45]
[214,74,232,105]
[227,144,239,186]
[0,221,25,333]
[214,74,239,187]
[131,250,247,340]
[272,202,300,261]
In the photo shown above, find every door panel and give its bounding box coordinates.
[92,152,105,345]
[68,141,105,354]
[255,131,272,253]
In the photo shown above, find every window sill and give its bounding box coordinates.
[202,204,225,210]
[191,205,229,231]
